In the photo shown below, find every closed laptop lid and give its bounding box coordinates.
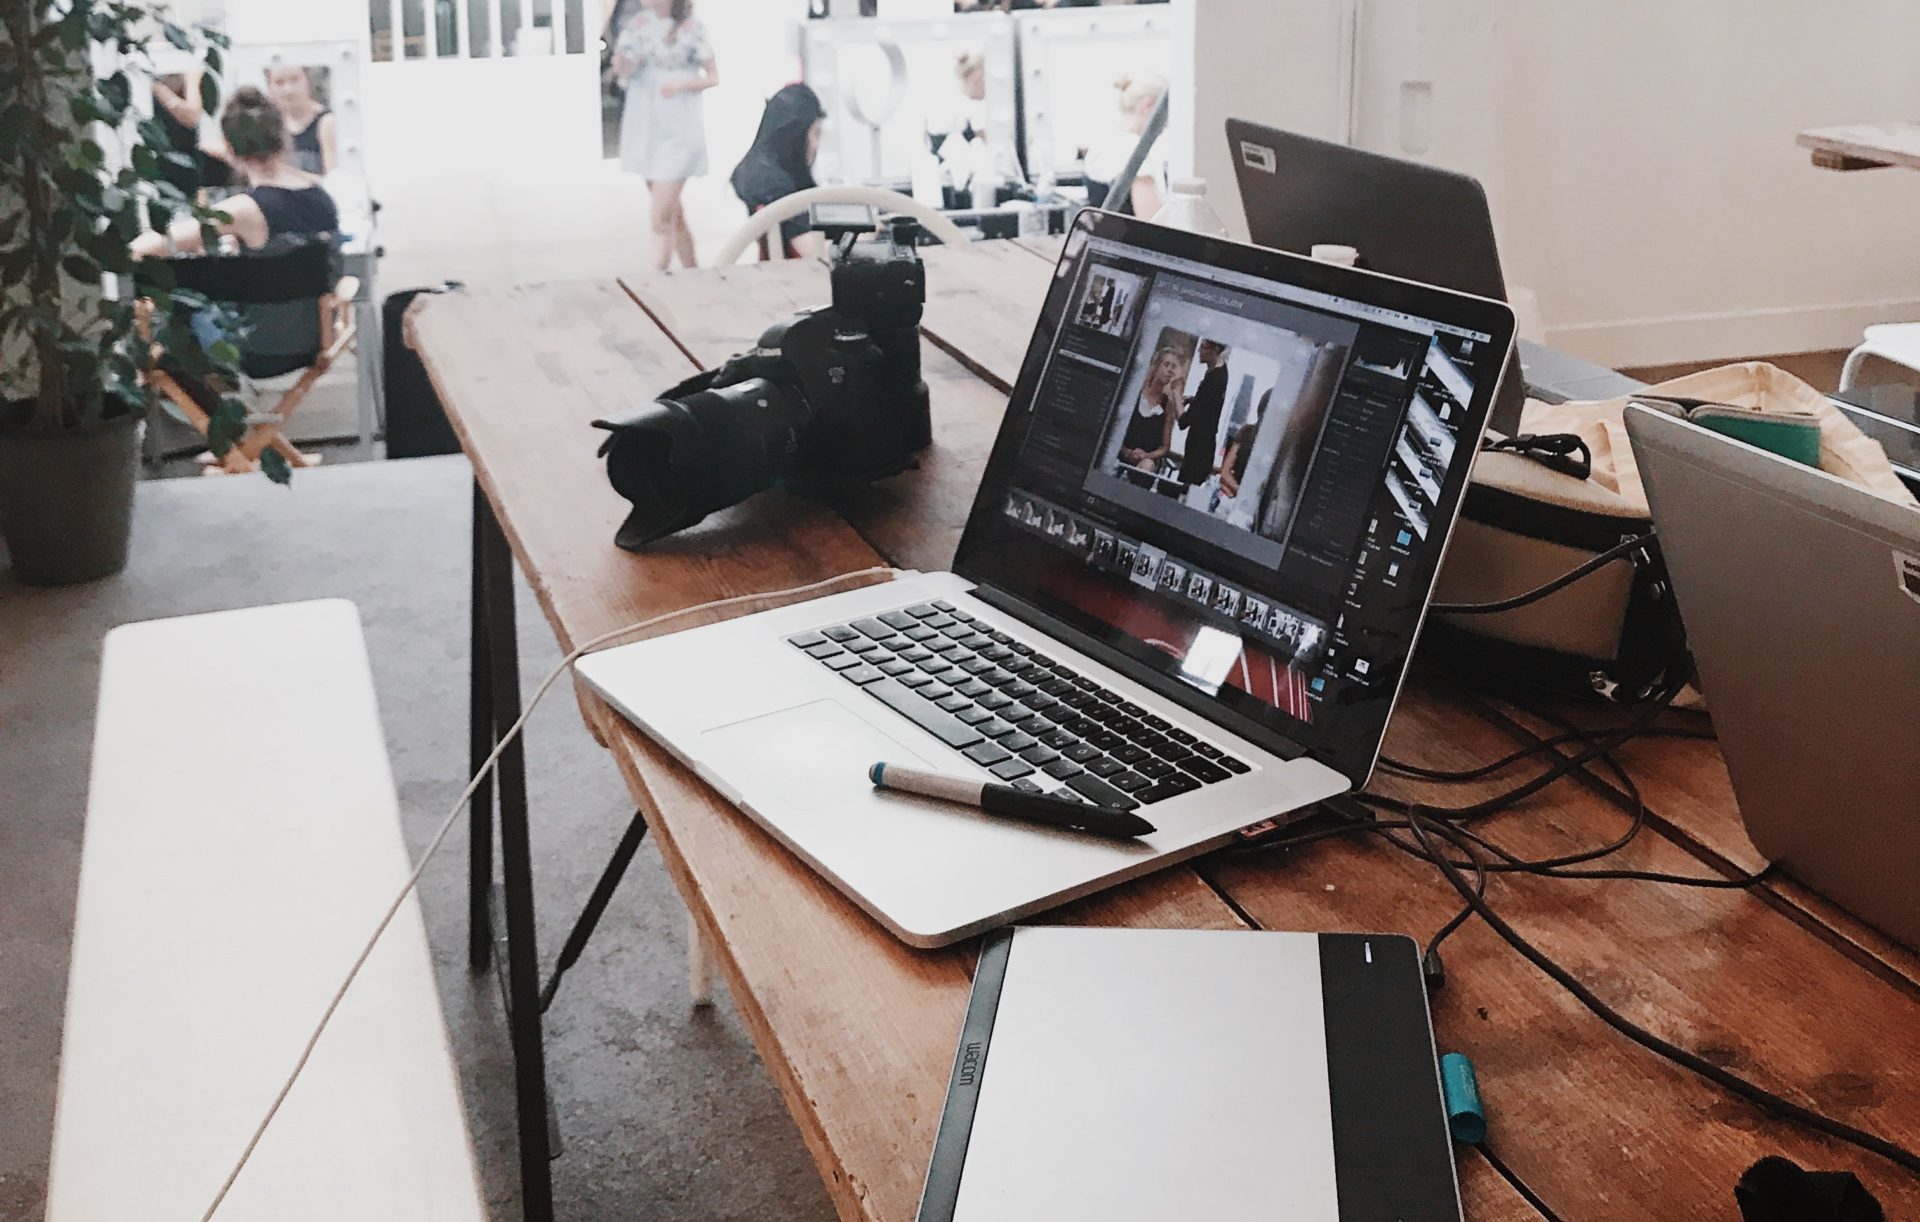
[1225,119,1507,301]
[918,926,1462,1222]
[1626,404,1920,948]
[954,208,1515,784]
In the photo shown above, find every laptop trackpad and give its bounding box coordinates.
[700,698,938,811]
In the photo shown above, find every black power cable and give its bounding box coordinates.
[1238,534,1918,1175]
[1397,810,1920,1177]
[1380,725,1713,784]
[1234,680,1899,1173]
[1430,532,1656,616]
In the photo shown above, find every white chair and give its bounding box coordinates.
[1840,322,1920,392]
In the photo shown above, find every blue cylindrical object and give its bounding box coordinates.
[1440,1052,1488,1144]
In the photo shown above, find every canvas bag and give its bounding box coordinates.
[1424,362,1917,701]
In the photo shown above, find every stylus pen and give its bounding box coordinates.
[869,762,1157,841]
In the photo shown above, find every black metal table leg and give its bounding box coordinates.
[541,808,650,1013]
[468,480,495,974]
[475,487,556,1222]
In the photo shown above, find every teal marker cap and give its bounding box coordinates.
[868,761,886,786]
[1440,1052,1487,1144]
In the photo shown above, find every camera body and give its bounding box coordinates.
[596,215,933,549]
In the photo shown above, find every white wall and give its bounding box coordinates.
[1194,0,1920,367]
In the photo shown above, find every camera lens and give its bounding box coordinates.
[600,375,810,548]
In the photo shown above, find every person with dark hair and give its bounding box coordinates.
[131,85,343,457]
[1177,339,1230,486]
[614,0,719,271]
[729,83,829,261]
[151,70,234,195]
[133,86,338,258]
[1219,419,1259,499]
[266,65,337,175]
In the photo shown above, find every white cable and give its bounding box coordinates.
[199,564,900,1221]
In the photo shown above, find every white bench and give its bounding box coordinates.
[48,600,488,1221]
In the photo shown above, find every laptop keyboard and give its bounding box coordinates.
[786,600,1250,812]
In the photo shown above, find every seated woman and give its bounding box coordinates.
[133,85,338,261]
[729,83,828,261]
[1118,345,1186,474]
[133,86,341,448]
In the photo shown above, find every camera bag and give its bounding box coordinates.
[1425,362,1916,703]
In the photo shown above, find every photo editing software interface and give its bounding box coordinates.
[985,235,1491,740]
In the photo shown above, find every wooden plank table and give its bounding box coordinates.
[408,238,1920,1222]
[1799,121,1920,172]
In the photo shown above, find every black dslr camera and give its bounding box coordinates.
[595,214,932,549]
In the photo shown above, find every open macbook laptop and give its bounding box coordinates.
[1626,405,1920,949]
[1227,118,1643,433]
[576,209,1515,947]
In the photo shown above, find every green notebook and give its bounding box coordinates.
[1632,396,1823,468]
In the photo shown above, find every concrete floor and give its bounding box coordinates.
[0,456,838,1222]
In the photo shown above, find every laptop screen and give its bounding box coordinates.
[954,210,1513,780]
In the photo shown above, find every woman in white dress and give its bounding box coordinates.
[613,0,719,270]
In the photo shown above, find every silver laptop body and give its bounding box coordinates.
[579,210,1515,947]
[1626,405,1920,948]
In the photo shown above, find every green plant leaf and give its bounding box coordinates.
[91,238,132,274]
[99,68,130,112]
[198,72,220,114]
[130,143,157,176]
[259,447,293,484]
[204,45,223,73]
[207,396,247,456]
[61,254,98,283]
[208,339,241,367]
[161,21,191,49]
[155,393,193,426]
[75,139,105,168]
[69,93,105,126]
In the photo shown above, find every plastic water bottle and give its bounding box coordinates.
[1150,177,1230,238]
[911,151,945,210]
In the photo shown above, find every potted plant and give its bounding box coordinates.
[0,1,256,586]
